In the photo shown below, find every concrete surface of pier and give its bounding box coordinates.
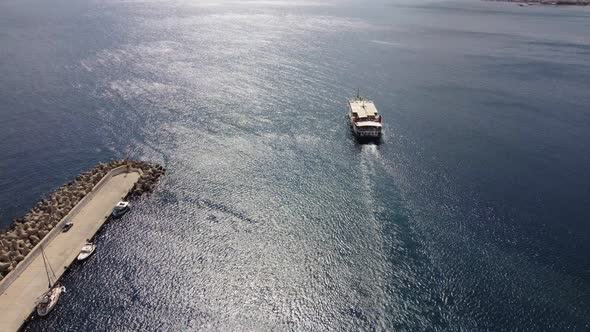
[0,170,140,332]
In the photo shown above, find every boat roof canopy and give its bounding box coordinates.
[349,100,379,118]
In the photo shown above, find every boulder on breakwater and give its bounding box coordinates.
[0,159,165,280]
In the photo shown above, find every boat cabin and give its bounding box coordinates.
[349,99,381,123]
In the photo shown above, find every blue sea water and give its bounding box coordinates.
[1,0,589,330]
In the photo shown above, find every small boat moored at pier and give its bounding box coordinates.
[111,201,130,218]
[36,284,65,316]
[77,243,96,261]
[347,94,382,140]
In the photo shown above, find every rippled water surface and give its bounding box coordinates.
[1,0,590,330]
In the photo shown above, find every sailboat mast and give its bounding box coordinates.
[40,246,52,288]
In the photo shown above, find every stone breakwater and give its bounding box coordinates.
[0,159,165,280]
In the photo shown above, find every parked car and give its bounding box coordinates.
[62,222,74,232]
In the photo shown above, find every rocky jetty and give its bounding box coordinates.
[0,159,165,280]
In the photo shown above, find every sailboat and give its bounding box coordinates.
[36,245,66,316]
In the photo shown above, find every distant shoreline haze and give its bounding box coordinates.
[485,0,590,5]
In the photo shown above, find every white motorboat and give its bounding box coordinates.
[77,243,96,261]
[111,201,130,218]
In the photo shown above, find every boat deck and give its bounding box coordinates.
[348,99,379,118]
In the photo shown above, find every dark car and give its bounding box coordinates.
[62,222,74,232]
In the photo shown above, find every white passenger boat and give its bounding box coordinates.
[347,94,382,139]
[77,243,96,261]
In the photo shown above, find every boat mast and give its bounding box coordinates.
[40,246,57,288]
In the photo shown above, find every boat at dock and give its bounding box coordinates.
[36,246,65,316]
[77,243,96,261]
[347,94,382,140]
[36,285,65,316]
[111,201,130,219]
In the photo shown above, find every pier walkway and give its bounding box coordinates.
[0,170,140,332]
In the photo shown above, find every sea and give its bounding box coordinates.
[0,0,589,330]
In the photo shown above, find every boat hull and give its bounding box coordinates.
[77,246,96,261]
[351,125,382,138]
[348,119,382,141]
[36,286,64,317]
[111,206,130,219]
[77,253,92,261]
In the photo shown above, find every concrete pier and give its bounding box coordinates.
[0,170,140,332]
